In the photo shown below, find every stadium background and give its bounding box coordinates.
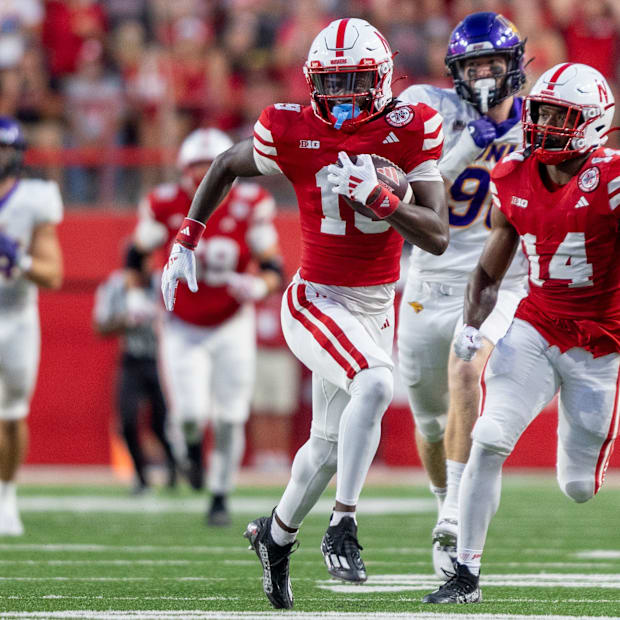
[3,0,619,473]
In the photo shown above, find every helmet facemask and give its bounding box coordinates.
[0,144,24,181]
[448,47,525,113]
[524,97,602,165]
[307,65,382,129]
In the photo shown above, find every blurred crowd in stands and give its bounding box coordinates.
[1,0,619,206]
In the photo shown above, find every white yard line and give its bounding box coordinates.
[2,612,620,620]
[14,496,433,515]
[576,550,620,559]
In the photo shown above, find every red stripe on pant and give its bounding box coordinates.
[594,363,620,493]
[286,283,358,379]
[296,284,369,374]
[477,355,491,418]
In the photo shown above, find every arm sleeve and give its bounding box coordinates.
[253,107,284,176]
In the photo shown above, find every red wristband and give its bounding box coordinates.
[365,186,400,219]
[175,217,206,249]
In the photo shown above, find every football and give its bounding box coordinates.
[342,154,413,220]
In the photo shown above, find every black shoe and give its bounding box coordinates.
[321,516,367,582]
[422,562,482,603]
[207,495,231,527]
[244,512,298,609]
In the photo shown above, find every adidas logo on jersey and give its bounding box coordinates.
[382,132,399,144]
[180,226,190,236]
[574,196,589,209]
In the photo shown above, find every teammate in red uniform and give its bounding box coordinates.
[424,62,619,604]
[131,127,283,526]
[161,18,448,608]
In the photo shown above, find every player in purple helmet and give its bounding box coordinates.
[397,12,528,578]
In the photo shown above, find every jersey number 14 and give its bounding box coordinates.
[522,232,593,288]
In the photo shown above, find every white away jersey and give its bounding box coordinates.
[399,84,527,287]
[0,179,63,311]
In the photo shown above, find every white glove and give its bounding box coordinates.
[161,242,198,311]
[453,325,483,361]
[125,288,157,326]
[226,272,268,303]
[327,151,379,205]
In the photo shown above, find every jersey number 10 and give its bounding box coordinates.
[316,167,390,235]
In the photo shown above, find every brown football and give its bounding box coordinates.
[342,154,413,221]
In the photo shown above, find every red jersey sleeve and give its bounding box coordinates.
[490,149,527,226]
[396,103,444,174]
[253,104,302,176]
[604,151,620,216]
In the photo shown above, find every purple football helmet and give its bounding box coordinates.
[0,117,26,180]
[445,12,526,113]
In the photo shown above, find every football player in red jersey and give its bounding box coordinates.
[129,127,283,527]
[161,18,449,608]
[424,63,619,604]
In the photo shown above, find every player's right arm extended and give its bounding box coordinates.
[162,139,260,310]
[464,206,519,329]
[188,138,259,225]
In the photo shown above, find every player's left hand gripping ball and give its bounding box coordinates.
[327,151,400,219]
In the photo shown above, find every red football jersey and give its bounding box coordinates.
[253,102,443,286]
[491,147,620,356]
[139,180,276,326]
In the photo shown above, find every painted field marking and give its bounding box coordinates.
[317,572,620,592]
[1,611,620,619]
[13,496,434,515]
[576,550,620,559]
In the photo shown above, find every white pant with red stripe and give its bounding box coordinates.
[281,279,394,442]
[474,318,620,498]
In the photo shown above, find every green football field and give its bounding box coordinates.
[1,474,619,619]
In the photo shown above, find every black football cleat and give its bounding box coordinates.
[207,495,231,527]
[244,513,298,609]
[321,516,367,582]
[422,562,482,603]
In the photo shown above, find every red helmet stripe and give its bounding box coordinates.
[335,18,350,57]
[546,63,573,91]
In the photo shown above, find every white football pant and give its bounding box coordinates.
[0,306,40,420]
[397,278,525,442]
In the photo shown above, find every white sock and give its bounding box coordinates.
[429,483,447,516]
[458,548,482,576]
[270,512,297,547]
[330,510,356,527]
[440,459,466,521]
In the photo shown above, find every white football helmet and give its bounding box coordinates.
[177,128,233,170]
[523,63,615,164]
[303,18,393,129]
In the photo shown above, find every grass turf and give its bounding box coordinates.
[1,475,619,617]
